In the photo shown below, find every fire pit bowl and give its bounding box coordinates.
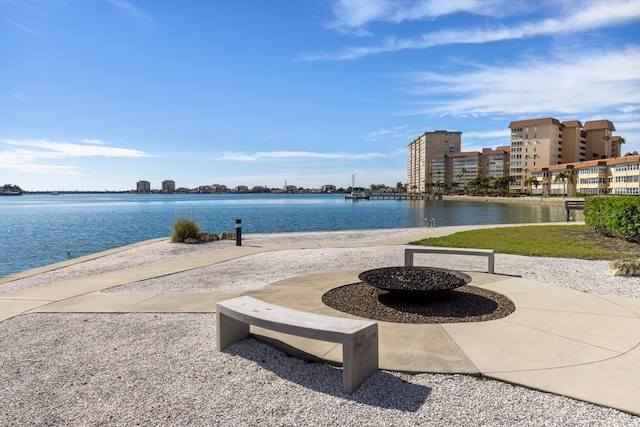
[358,266,472,297]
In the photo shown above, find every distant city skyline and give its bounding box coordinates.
[2,1,639,191]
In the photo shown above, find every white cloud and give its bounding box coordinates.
[307,0,640,60]
[396,47,640,117]
[0,139,152,176]
[463,130,511,139]
[364,125,411,141]
[107,0,156,26]
[262,131,289,141]
[328,0,517,30]
[219,150,399,161]
[11,21,43,38]
[79,138,107,145]
[12,92,25,101]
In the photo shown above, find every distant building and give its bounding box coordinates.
[482,146,511,180]
[450,151,482,189]
[212,184,228,193]
[407,130,462,193]
[136,180,151,193]
[235,185,248,193]
[321,184,336,193]
[162,180,175,193]
[284,185,297,193]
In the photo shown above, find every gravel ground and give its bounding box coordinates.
[1,228,639,426]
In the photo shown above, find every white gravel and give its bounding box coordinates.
[1,228,639,426]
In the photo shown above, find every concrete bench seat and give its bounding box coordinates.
[216,296,378,393]
[405,246,495,273]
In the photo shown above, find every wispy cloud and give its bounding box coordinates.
[79,138,108,145]
[12,92,25,101]
[0,138,152,175]
[395,47,640,117]
[305,0,640,60]
[328,0,518,31]
[262,131,289,141]
[363,125,411,141]
[106,0,156,26]
[11,21,43,38]
[463,130,511,139]
[219,150,398,161]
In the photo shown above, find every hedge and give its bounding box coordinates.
[584,196,640,242]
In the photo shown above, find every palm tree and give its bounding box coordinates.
[602,132,611,158]
[554,171,574,198]
[466,178,480,196]
[523,176,539,195]
[616,136,626,155]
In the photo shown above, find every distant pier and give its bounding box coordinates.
[369,193,442,200]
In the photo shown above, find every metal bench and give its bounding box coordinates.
[405,247,495,274]
[216,296,378,393]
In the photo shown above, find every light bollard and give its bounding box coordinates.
[235,218,242,246]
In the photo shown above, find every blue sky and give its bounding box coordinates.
[2,0,639,191]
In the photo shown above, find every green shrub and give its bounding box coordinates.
[171,209,200,243]
[584,196,640,242]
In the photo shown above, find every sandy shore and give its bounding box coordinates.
[1,227,639,426]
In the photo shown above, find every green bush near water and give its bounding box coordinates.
[584,196,640,243]
[171,209,200,243]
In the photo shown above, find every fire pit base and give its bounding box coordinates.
[322,282,515,324]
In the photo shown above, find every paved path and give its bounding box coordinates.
[1,224,639,416]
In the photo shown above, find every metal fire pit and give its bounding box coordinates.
[358,266,472,297]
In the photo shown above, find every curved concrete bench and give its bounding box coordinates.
[216,296,378,393]
[405,247,495,273]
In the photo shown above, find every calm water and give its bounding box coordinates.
[0,193,574,277]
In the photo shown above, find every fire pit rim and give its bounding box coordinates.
[358,266,472,295]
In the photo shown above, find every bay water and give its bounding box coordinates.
[0,193,575,277]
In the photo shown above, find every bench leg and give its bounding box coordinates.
[404,250,414,267]
[217,311,250,351]
[341,324,378,393]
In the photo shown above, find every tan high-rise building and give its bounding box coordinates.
[508,118,564,192]
[560,120,586,163]
[584,120,618,160]
[407,130,461,193]
[508,117,619,193]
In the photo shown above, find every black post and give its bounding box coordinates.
[235,218,242,246]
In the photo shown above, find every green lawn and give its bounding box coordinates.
[411,225,637,260]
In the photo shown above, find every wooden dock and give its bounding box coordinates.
[369,193,442,200]
[564,200,585,221]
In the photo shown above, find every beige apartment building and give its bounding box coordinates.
[531,154,640,196]
[450,151,481,189]
[482,146,511,180]
[509,117,621,193]
[407,130,461,193]
[416,147,510,192]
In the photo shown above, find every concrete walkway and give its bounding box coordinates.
[1,225,639,416]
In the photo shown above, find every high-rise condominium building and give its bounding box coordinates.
[162,180,176,193]
[508,118,619,193]
[136,180,151,193]
[407,130,461,193]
